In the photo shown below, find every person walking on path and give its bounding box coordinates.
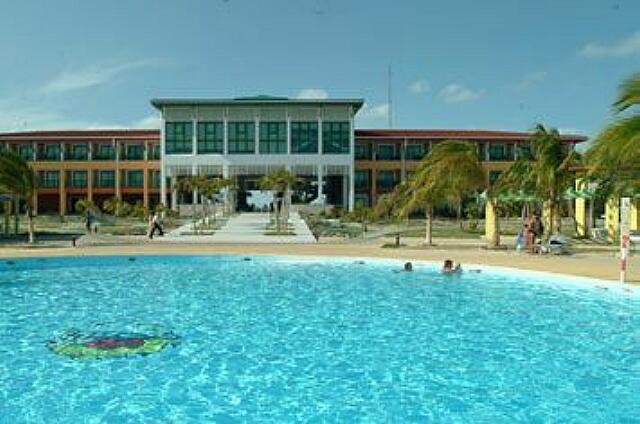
[148,212,164,239]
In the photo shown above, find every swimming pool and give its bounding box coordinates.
[1,255,638,422]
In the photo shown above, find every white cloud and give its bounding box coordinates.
[294,88,329,99]
[42,59,164,94]
[513,71,547,92]
[356,103,390,126]
[438,84,484,104]
[132,114,162,129]
[409,79,430,94]
[579,32,640,58]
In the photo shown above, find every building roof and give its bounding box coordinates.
[150,96,365,111]
[0,129,160,141]
[355,129,588,143]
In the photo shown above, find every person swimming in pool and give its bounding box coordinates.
[442,259,461,274]
[403,262,413,272]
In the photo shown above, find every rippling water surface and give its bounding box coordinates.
[0,255,638,423]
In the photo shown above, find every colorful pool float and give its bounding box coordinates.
[48,336,178,360]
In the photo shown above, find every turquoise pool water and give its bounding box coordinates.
[0,255,638,423]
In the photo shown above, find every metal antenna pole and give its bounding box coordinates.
[387,64,393,128]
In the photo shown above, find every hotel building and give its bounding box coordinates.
[0,96,587,215]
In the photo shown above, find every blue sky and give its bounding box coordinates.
[0,0,639,139]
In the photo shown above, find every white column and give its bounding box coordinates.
[171,176,178,211]
[317,165,324,202]
[192,164,198,205]
[317,109,323,154]
[286,107,291,155]
[223,108,229,155]
[192,109,197,156]
[254,111,260,155]
[160,113,167,206]
[348,106,355,211]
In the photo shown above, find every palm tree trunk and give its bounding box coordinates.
[425,206,433,246]
[13,198,19,235]
[3,200,9,236]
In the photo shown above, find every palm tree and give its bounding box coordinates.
[421,141,486,228]
[587,72,640,196]
[0,150,39,243]
[259,170,300,233]
[395,141,486,245]
[530,124,577,237]
[199,177,232,223]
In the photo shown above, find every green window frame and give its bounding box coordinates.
[377,170,396,190]
[517,143,534,160]
[39,171,59,188]
[18,144,34,161]
[126,170,144,188]
[377,144,397,160]
[95,170,115,188]
[291,122,318,153]
[259,122,287,154]
[228,122,255,154]
[354,144,372,160]
[94,144,115,160]
[40,144,60,161]
[69,171,87,188]
[165,122,193,154]
[150,143,161,160]
[322,122,350,154]
[405,144,427,161]
[197,122,224,154]
[488,143,515,161]
[477,143,487,161]
[68,144,88,161]
[124,144,145,160]
[355,170,369,189]
[152,171,161,188]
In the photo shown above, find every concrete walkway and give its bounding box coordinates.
[161,212,315,244]
[210,212,316,244]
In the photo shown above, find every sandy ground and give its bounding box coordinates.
[0,239,637,285]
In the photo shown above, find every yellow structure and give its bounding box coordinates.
[631,200,640,231]
[485,199,499,246]
[575,179,587,237]
[605,197,619,243]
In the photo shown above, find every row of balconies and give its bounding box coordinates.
[37,169,161,189]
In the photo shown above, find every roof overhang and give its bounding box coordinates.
[150,97,365,113]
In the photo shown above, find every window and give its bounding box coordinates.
[322,122,350,154]
[18,144,34,161]
[355,143,372,160]
[228,122,255,154]
[95,170,115,188]
[126,170,144,187]
[69,171,87,188]
[149,143,162,160]
[94,144,115,160]
[477,143,486,161]
[291,122,318,153]
[405,144,427,161]
[165,122,193,154]
[152,171,161,188]
[354,193,370,207]
[377,144,397,160]
[259,122,287,154]
[39,171,59,188]
[40,144,60,161]
[124,144,145,160]
[197,122,224,154]
[355,170,369,189]
[517,143,534,160]
[68,144,88,161]
[377,170,397,190]
[489,170,502,185]
[488,143,515,161]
